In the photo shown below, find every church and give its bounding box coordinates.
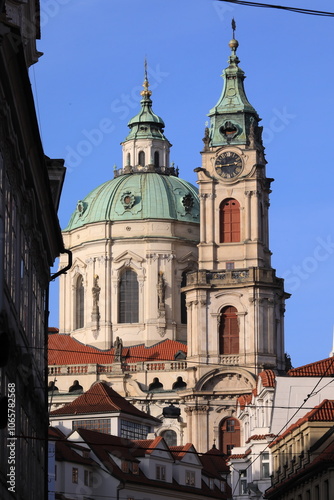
[48,32,290,454]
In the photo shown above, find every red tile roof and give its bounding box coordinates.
[53,436,95,465]
[50,381,160,422]
[200,446,230,475]
[246,434,275,444]
[49,426,66,440]
[229,448,251,459]
[237,393,253,410]
[288,357,334,377]
[270,400,334,447]
[48,332,187,365]
[170,443,195,460]
[258,370,276,387]
[73,429,230,498]
[132,436,166,456]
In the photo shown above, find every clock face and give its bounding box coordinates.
[215,151,243,179]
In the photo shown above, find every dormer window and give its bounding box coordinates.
[132,462,139,475]
[185,470,196,486]
[156,465,166,481]
[121,461,129,473]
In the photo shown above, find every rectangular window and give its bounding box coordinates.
[315,485,319,500]
[84,470,93,487]
[121,461,129,473]
[156,465,166,481]
[120,420,150,440]
[72,468,78,484]
[72,418,110,434]
[261,451,270,478]
[226,261,235,270]
[240,470,247,495]
[226,419,235,432]
[132,463,139,475]
[185,470,196,486]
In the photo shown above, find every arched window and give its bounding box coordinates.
[172,376,187,390]
[220,198,240,243]
[220,417,240,455]
[180,271,187,324]
[126,152,131,166]
[148,377,163,392]
[119,269,139,323]
[138,150,145,166]
[154,151,159,167]
[219,306,239,354]
[161,430,177,446]
[75,274,84,329]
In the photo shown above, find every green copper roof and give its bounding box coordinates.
[124,72,169,142]
[208,38,261,148]
[64,173,199,231]
[209,38,257,117]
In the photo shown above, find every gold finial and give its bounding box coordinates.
[140,58,152,97]
[229,18,239,51]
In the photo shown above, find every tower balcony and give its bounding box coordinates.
[186,267,284,289]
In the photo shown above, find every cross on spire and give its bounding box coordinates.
[232,18,236,38]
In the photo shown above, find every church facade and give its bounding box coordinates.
[49,35,289,454]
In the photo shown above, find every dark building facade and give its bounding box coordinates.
[0,1,65,498]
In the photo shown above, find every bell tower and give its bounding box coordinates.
[185,28,289,375]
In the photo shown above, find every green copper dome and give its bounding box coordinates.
[64,172,199,231]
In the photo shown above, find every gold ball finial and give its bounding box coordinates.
[229,38,239,50]
[140,58,152,98]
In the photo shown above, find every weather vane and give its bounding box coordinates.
[232,18,236,38]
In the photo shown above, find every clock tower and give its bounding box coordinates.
[185,34,289,381]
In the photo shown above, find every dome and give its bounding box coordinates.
[64,172,199,231]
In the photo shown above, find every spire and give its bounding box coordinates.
[140,58,152,98]
[207,21,261,148]
[124,60,167,142]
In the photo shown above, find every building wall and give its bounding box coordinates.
[0,2,65,499]
[60,218,199,349]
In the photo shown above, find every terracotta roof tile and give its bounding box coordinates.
[169,443,194,459]
[270,400,334,447]
[48,333,187,365]
[50,381,159,422]
[258,370,276,387]
[132,436,165,455]
[246,434,275,444]
[74,429,231,498]
[229,448,251,459]
[54,439,95,465]
[200,447,230,475]
[288,357,334,377]
[237,393,252,410]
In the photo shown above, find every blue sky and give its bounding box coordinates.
[33,0,334,368]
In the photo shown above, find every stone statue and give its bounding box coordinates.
[157,271,165,309]
[92,275,101,306]
[113,336,123,362]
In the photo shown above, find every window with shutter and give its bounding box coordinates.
[220,198,240,243]
[219,306,239,354]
